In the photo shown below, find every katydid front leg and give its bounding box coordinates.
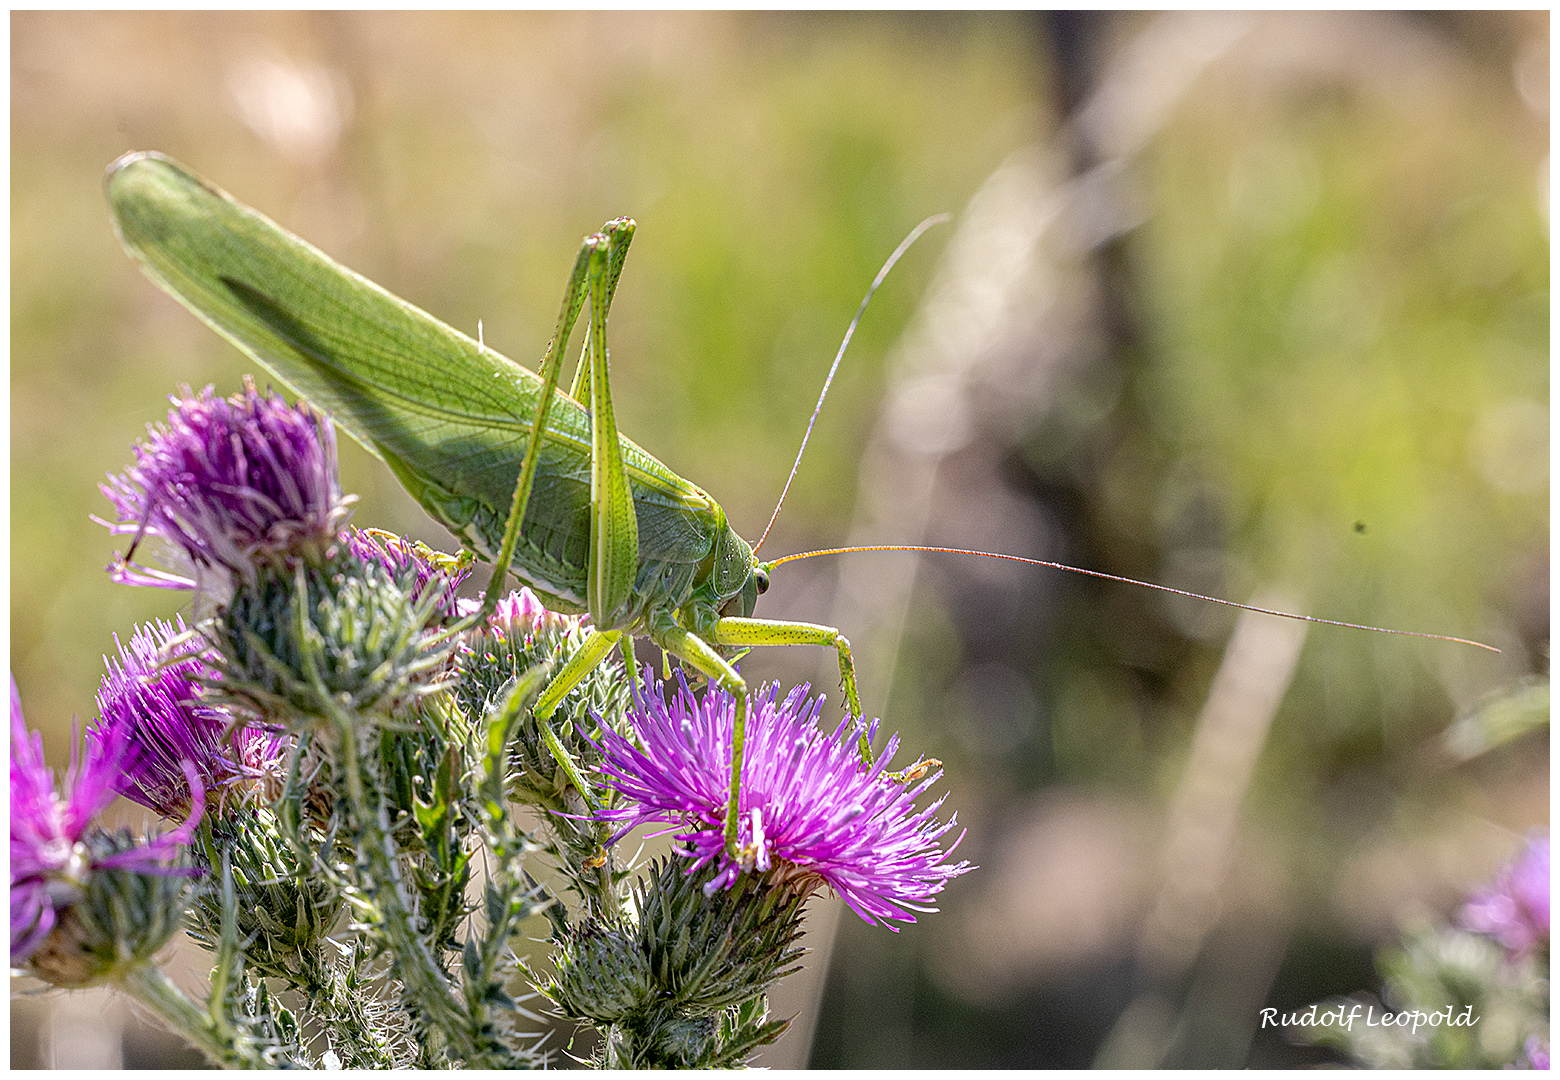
[655,615,867,856]
[712,615,867,751]
[709,617,937,787]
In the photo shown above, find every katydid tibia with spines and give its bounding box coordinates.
[103,152,1498,864]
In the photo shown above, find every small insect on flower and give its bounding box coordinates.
[100,378,353,591]
[345,527,472,620]
[597,675,972,929]
[90,618,291,819]
[10,677,202,972]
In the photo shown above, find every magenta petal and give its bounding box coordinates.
[11,674,204,965]
[89,618,290,819]
[596,674,973,929]
[1463,834,1550,955]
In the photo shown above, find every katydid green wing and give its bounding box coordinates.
[105,151,723,618]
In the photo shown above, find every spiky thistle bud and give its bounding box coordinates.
[185,812,339,983]
[212,552,456,729]
[538,858,808,1067]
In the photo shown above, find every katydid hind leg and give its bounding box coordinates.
[570,218,635,405]
[584,239,640,627]
[477,233,600,623]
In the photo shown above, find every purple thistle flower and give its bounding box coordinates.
[1527,1037,1550,1071]
[463,586,582,641]
[89,618,291,819]
[344,527,470,618]
[11,677,202,966]
[1463,834,1549,956]
[596,675,972,929]
[100,380,352,590]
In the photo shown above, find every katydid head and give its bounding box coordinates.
[712,521,771,619]
[718,560,772,620]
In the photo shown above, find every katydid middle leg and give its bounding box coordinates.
[648,621,755,857]
[530,628,625,802]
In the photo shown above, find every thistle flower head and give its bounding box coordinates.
[597,676,972,929]
[90,618,291,819]
[462,586,582,642]
[11,677,202,968]
[1526,1037,1550,1071]
[344,527,470,619]
[100,380,351,590]
[1463,834,1549,956]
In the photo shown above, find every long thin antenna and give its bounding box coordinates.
[769,544,1501,653]
[752,213,952,554]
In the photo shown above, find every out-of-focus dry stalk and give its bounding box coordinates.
[1095,602,1307,1068]
[789,9,1309,1066]
[771,139,1095,1064]
[780,63,1136,1068]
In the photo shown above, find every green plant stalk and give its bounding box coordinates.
[282,564,478,1066]
[314,667,535,1062]
[548,786,621,921]
[334,698,480,1063]
[292,951,404,1069]
[449,667,560,1066]
[117,963,276,1069]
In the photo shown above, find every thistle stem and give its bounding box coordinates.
[331,699,527,1067]
[117,963,279,1069]
[337,709,471,1060]
[294,955,403,1069]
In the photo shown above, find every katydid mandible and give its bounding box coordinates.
[103,153,1498,862]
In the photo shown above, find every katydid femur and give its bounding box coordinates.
[104,152,1496,862]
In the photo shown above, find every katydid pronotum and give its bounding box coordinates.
[104,151,1496,861]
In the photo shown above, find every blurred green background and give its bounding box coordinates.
[11,10,1547,1069]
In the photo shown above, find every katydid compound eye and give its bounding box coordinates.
[755,569,770,595]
